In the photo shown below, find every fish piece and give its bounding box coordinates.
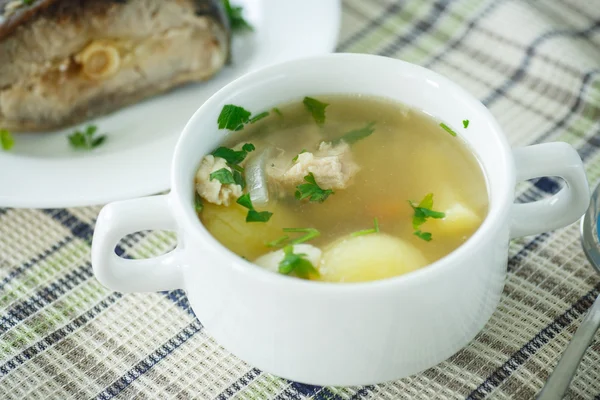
[268,141,360,190]
[195,155,242,206]
[0,0,230,131]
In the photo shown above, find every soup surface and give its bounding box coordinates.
[194,95,488,283]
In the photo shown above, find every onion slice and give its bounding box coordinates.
[245,147,273,206]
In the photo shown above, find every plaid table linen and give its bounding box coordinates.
[1,0,600,398]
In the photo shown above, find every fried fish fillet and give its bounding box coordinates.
[0,0,230,132]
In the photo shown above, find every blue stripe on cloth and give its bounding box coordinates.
[0,293,122,377]
[482,21,600,107]
[0,237,73,292]
[466,281,600,399]
[274,387,302,400]
[313,388,345,400]
[94,321,202,400]
[424,0,502,68]
[533,177,561,195]
[350,386,375,399]
[0,262,94,335]
[161,289,195,316]
[216,367,261,400]
[42,209,95,242]
[532,70,600,145]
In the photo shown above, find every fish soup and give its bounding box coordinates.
[194,95,488,283]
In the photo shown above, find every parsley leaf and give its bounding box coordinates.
[266,235,290,248]
[266,228,320,248]
[236,193,253,210]
[351,218,380,237]
[242,143,255,153]
[1,129,14,151]
[283,228,320,244]
[249,111,269,124]
[439,122,457,137]
[210,168,236,184]
[278,245,319,279]
[194,193,204,213]
[292,149,307,162]
[222,0,253,31]
[333,122,376,145]
[218,105,251,131]
[232,169,245,189]
[246,209,273,222]
[295,173,334,203]
[68,125,106,150]
[414,230,432,241]
[409,193,445,241]
[22,0,35,5]
[272,107,282,116]
[463,119,470,128]
[212,143,254,165]
[303,97,329,126]
[236,193,273,222]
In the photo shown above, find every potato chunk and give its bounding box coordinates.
[200,203,298,260]
[320,234,427,283]
[428,202,482,237]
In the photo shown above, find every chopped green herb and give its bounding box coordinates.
[22,0,35,5]
[194,193,204,213]
[272,107,282,116]
[414,230,432,241]
[266,235,290,247]
[229,163,245,173]
[0,129,14,151]
[236,193,253,209]
[283,227,320,244]
[242,143,255,153]
[351,218,380,237]
[232,169,245,189]
[278,245,319,279]
[463,119,470,128]
[295,173,334,203]
[218,105,251,131]
[246,209,273,223]
[439,122,457,137]
[209,168,236,184]
[222,0,253,31]
[249,111,269,124]
[409,193,445,241]
[292,149,308,162]
[236,193,273,222]
[212,143,254,165]
[68,125,106,150]
[333,122,376,145]
[303,97,329,126]
[266,228,320,248]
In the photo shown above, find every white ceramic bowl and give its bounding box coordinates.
[91,54,590,386]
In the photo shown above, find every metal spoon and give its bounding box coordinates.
[537,181,600,400]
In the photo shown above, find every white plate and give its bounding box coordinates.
[0,0,340,208]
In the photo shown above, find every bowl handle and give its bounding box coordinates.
[91,194,184,292]
[510,142,590,238]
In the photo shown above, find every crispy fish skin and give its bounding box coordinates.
[0,0,230,132]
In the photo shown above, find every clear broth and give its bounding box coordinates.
[199,95,488,280]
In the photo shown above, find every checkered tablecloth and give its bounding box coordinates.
[2,0,600,399]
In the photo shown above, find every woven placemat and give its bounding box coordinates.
[1,0,600,399]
